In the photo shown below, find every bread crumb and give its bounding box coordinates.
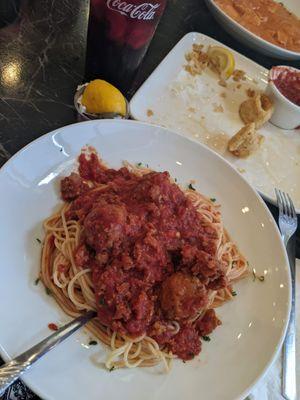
[220,92,227,98]
[246,88,256,98]
[213,103,224,113]
[147,109,154,117]
[218,79,227,87]
[188,107,196,113]
[236,84,242,89]
[232,69,246,82]
[193,43,204,52]
[184,44,209,76]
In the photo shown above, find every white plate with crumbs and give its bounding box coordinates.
[130,32,300,213]
[0,120,290,400]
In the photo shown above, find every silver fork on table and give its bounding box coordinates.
[275,188,298,400]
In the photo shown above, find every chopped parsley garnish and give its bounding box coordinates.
[99,297,106,306]
[109,366,115,372]
[137,162,142,167]
[188,183,196,191]
[45,287,52,295]
[174,178,177,183]
[34,277,40,286]
[60,148,63,152]
[36,238,41,244]
[232,291,237,296]
[202,336,211,342]
[210,198,216,202]
[88,340,97,346]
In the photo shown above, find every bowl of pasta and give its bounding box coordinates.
[0,119,290,400]
[205,0,300,60]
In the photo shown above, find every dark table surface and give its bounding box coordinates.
[0,0,299,399]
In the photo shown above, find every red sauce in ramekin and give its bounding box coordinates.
[270,66,300,107]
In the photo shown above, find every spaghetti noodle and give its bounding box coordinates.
[41,151,248,372]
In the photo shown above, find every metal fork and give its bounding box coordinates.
[0,311,96,396]
[275,189,298,400]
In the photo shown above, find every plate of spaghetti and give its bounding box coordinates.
[0,120,290,400]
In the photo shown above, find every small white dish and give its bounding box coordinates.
[130,32,300,213]
[266,66,300,130]
[205,0,300,60]
[0,119,291,400]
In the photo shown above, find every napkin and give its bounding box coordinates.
[250,258,300,400]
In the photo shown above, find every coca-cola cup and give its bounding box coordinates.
[85,0,168,93]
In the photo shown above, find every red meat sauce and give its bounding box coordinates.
[48,323,59,331]
[61,152,225,360]
[271,67,300,107]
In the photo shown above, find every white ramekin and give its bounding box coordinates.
[265,66,300,130]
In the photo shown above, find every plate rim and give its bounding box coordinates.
[0,119,292,400]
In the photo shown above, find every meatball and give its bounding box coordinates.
[160,272,208,320]
[84,202,127,250]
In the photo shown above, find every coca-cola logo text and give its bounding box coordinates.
[107,0,160,20]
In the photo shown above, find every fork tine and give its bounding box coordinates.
[282,192,290,217]
[275,188,283,215]
[275,188,279,203]
[278,189,285,215]
[281,190,288,216]
[287,193,297,219]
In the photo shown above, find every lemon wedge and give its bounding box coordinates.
[81,79,126,116]
[207,46,235,80]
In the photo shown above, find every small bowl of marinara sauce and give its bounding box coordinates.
[265,66,300,130]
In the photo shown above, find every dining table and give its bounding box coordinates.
[0,0,299,399]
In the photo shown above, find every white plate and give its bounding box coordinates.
[205,0,300,60]
[0,120,290,400]
[130,32,300,213]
